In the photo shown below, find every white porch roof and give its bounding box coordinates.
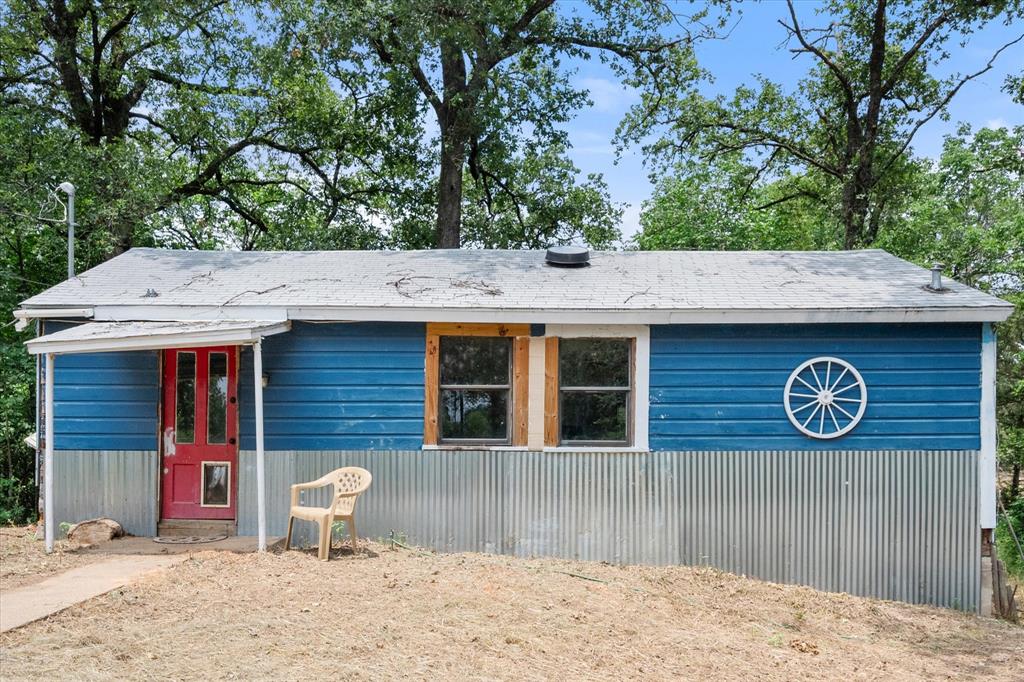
[25,319,291,355]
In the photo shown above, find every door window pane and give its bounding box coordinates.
[175,352,196,444]
[207,352,228,444]
[559,338,632,445]
[441,389,509,440]
[202,462,229,506]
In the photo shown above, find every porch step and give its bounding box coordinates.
[156,520,236,538]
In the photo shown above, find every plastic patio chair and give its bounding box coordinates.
[285,467,373,560]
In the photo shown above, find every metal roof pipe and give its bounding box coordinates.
[930,263,945,292]
[57,182,75,279]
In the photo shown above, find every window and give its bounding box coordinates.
[207,352,228,444]
[175,351,196,444]
[439,336,512,443]
[201,461,230,507]
[424,323,530,447]
[558,338,632,445]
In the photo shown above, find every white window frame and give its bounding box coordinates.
[200,460,232,508]
[544,324,650,452]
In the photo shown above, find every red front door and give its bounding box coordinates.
[161,347,238,520]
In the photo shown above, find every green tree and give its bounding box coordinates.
[302,0,710,248]
[637,156,835,251]
[0,0,416,254]
[624,0,1023,248]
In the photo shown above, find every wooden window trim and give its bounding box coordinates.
[424,323,530,447]
[544,337,559,446]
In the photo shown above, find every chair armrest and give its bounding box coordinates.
[292,474,334,490]
[290,477,331,507]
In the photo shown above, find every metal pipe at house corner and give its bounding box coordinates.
[254,339,267,551]
[44,352,54,553]
[57,182,75,279]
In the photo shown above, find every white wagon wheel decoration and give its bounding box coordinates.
[784,357,867,439]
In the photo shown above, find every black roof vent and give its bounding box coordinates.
[545,246,590,267]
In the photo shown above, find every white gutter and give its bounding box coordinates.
[50,303,1017,325]
[14,307,93,332]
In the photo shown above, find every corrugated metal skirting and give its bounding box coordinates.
[53,450,159,537]
[239,449,980,610]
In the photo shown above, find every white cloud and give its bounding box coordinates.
[985,118,1008,130]
[568,129,616,155]
[579,77,638,113]
[619,203,642,243]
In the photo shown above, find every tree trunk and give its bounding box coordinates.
[841,160,875,249]
[1012,463,1021,503]
[433,38,470,249]
[436,122,465,249]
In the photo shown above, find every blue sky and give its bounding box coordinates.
[561,2,1024,242]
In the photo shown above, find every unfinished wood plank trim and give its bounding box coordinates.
[424,332,440,445]
[544,336,559,447]
[513,337,530,447]
[426,322,529,338]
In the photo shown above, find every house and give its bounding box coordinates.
[16,247,1012,610]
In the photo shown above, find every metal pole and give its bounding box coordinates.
[44,353,55,553]
[66,190,75,279]
[57,182,75,279]
[253,339,267,551]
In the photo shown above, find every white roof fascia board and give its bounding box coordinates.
[26,321,291,355]
[88,305,286,322]
[37,303,1015,324]
[294,305,1012,323]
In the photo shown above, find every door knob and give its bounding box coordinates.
[229,437,237,445]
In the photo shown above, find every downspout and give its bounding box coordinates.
[980,323,996,530]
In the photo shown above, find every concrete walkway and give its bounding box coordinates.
[1,555,185,633]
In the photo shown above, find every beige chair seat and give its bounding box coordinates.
[285,467,372,560]
[288,505,332,522]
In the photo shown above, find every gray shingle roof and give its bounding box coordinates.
[19,248,1013,322]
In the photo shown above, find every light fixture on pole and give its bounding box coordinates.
[56,182,75,279]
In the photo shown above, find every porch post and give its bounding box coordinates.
[44,352,54,553]
[253,339,267,551]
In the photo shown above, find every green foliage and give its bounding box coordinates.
[296,0,708,247]
[637,158,834,251]
[996,294,1024,504]
[624,0,1023,248]
[0,476,36,526]
[997,496,1024,580]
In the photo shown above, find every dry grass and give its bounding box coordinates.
[0,526,98,590]
[2,539,1023,681]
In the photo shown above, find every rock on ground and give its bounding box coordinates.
[66,518,124,547]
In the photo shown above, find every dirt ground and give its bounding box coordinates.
[2,537,1023,681]
[0,526,98,590]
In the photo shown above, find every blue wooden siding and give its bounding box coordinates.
[45,323,159,450]
[649,323,982,451]
[238,322,425,450]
